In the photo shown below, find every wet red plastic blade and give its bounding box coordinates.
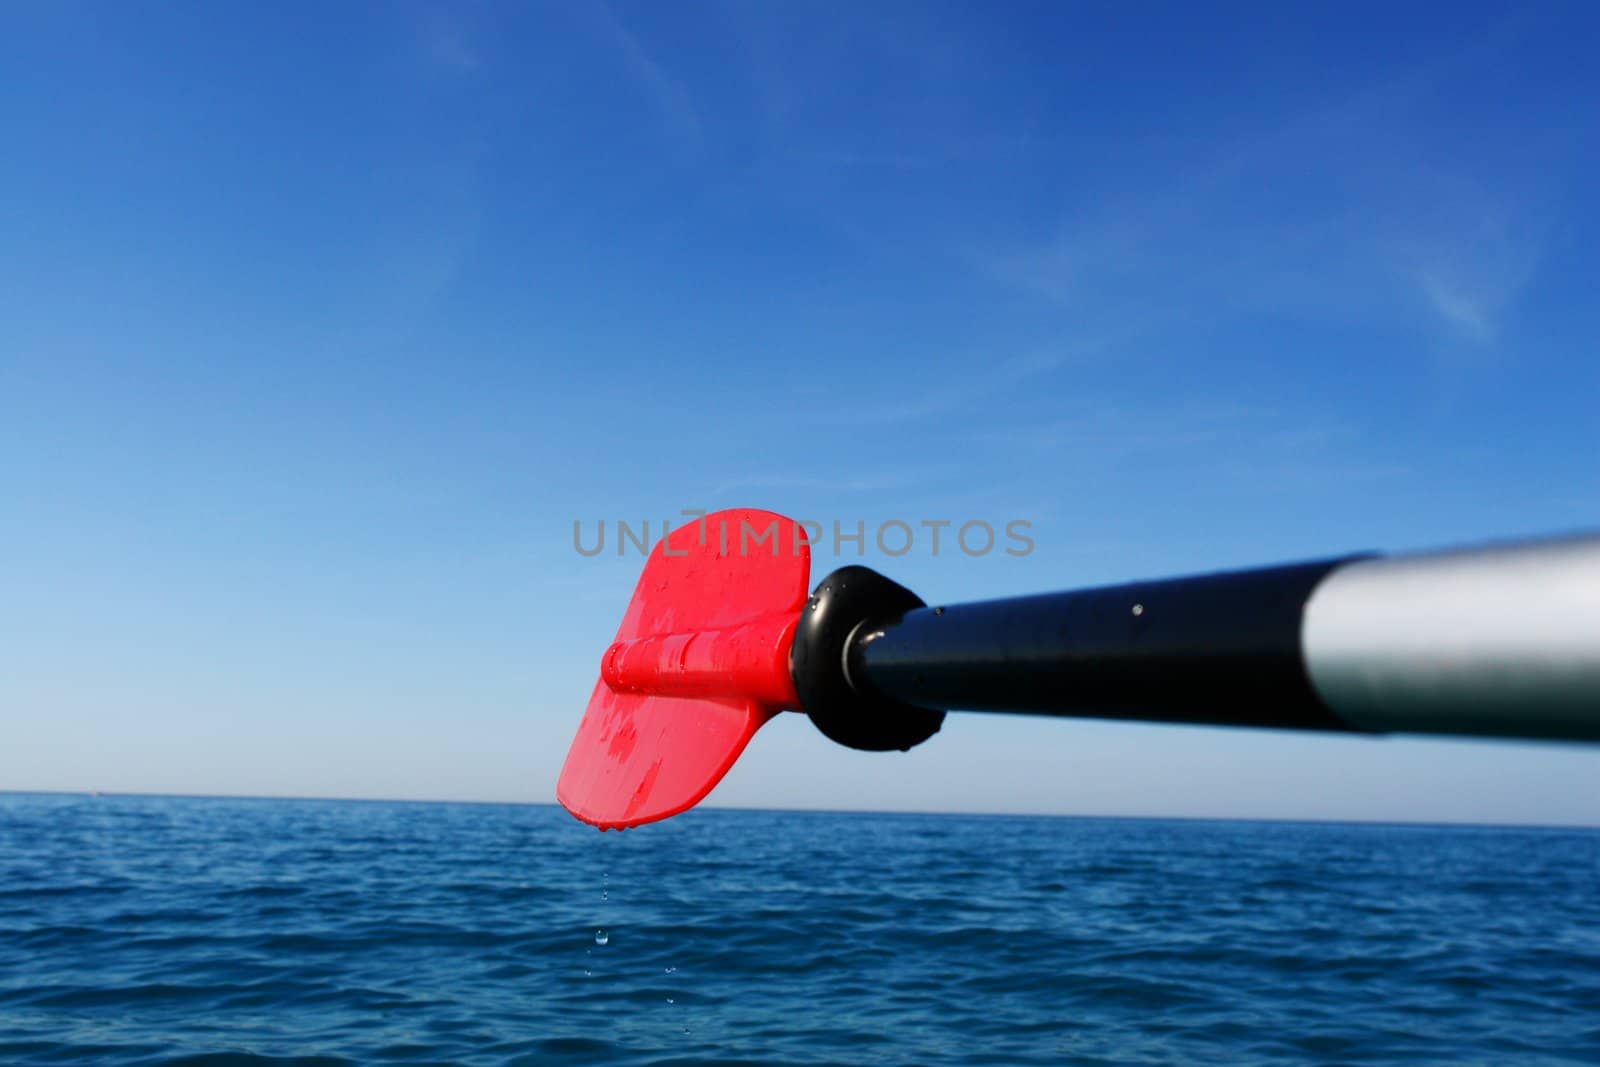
[556,509,811,829]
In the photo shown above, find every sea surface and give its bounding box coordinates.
[1,794,1597,1066]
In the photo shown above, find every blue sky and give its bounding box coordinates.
[3,2,1597,824]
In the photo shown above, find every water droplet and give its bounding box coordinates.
[602,890,608,900]
[1131,603,1144,616]
[664,966,676,974]
[666,997,674,1004]
[595,929,609,946]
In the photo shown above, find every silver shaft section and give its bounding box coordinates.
[1302,534,1600,741]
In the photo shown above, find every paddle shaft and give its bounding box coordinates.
[847,535,1600,743]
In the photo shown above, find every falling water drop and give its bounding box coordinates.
[595,928,609,946]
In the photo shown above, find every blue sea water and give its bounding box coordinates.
[1,795,1597,1066]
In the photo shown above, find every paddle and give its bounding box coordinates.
[556,508,1600,829]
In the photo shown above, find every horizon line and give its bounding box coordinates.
[3,788,1597,833]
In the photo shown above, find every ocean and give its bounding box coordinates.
[1,794,1596,1065]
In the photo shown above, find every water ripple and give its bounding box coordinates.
[1,796,1597,1065]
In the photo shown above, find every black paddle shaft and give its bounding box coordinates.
[792,534,1600,749]
[847,558,1361,733]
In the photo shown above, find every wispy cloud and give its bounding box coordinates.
[969,20,1561,350]
[589,3,703,152]
[1395,200,1550,345]
[811,335,1130,427]
[1418,272,1492,342]
[973,401,1411,491]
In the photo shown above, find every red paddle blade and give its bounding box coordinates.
[556,509,811,829]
